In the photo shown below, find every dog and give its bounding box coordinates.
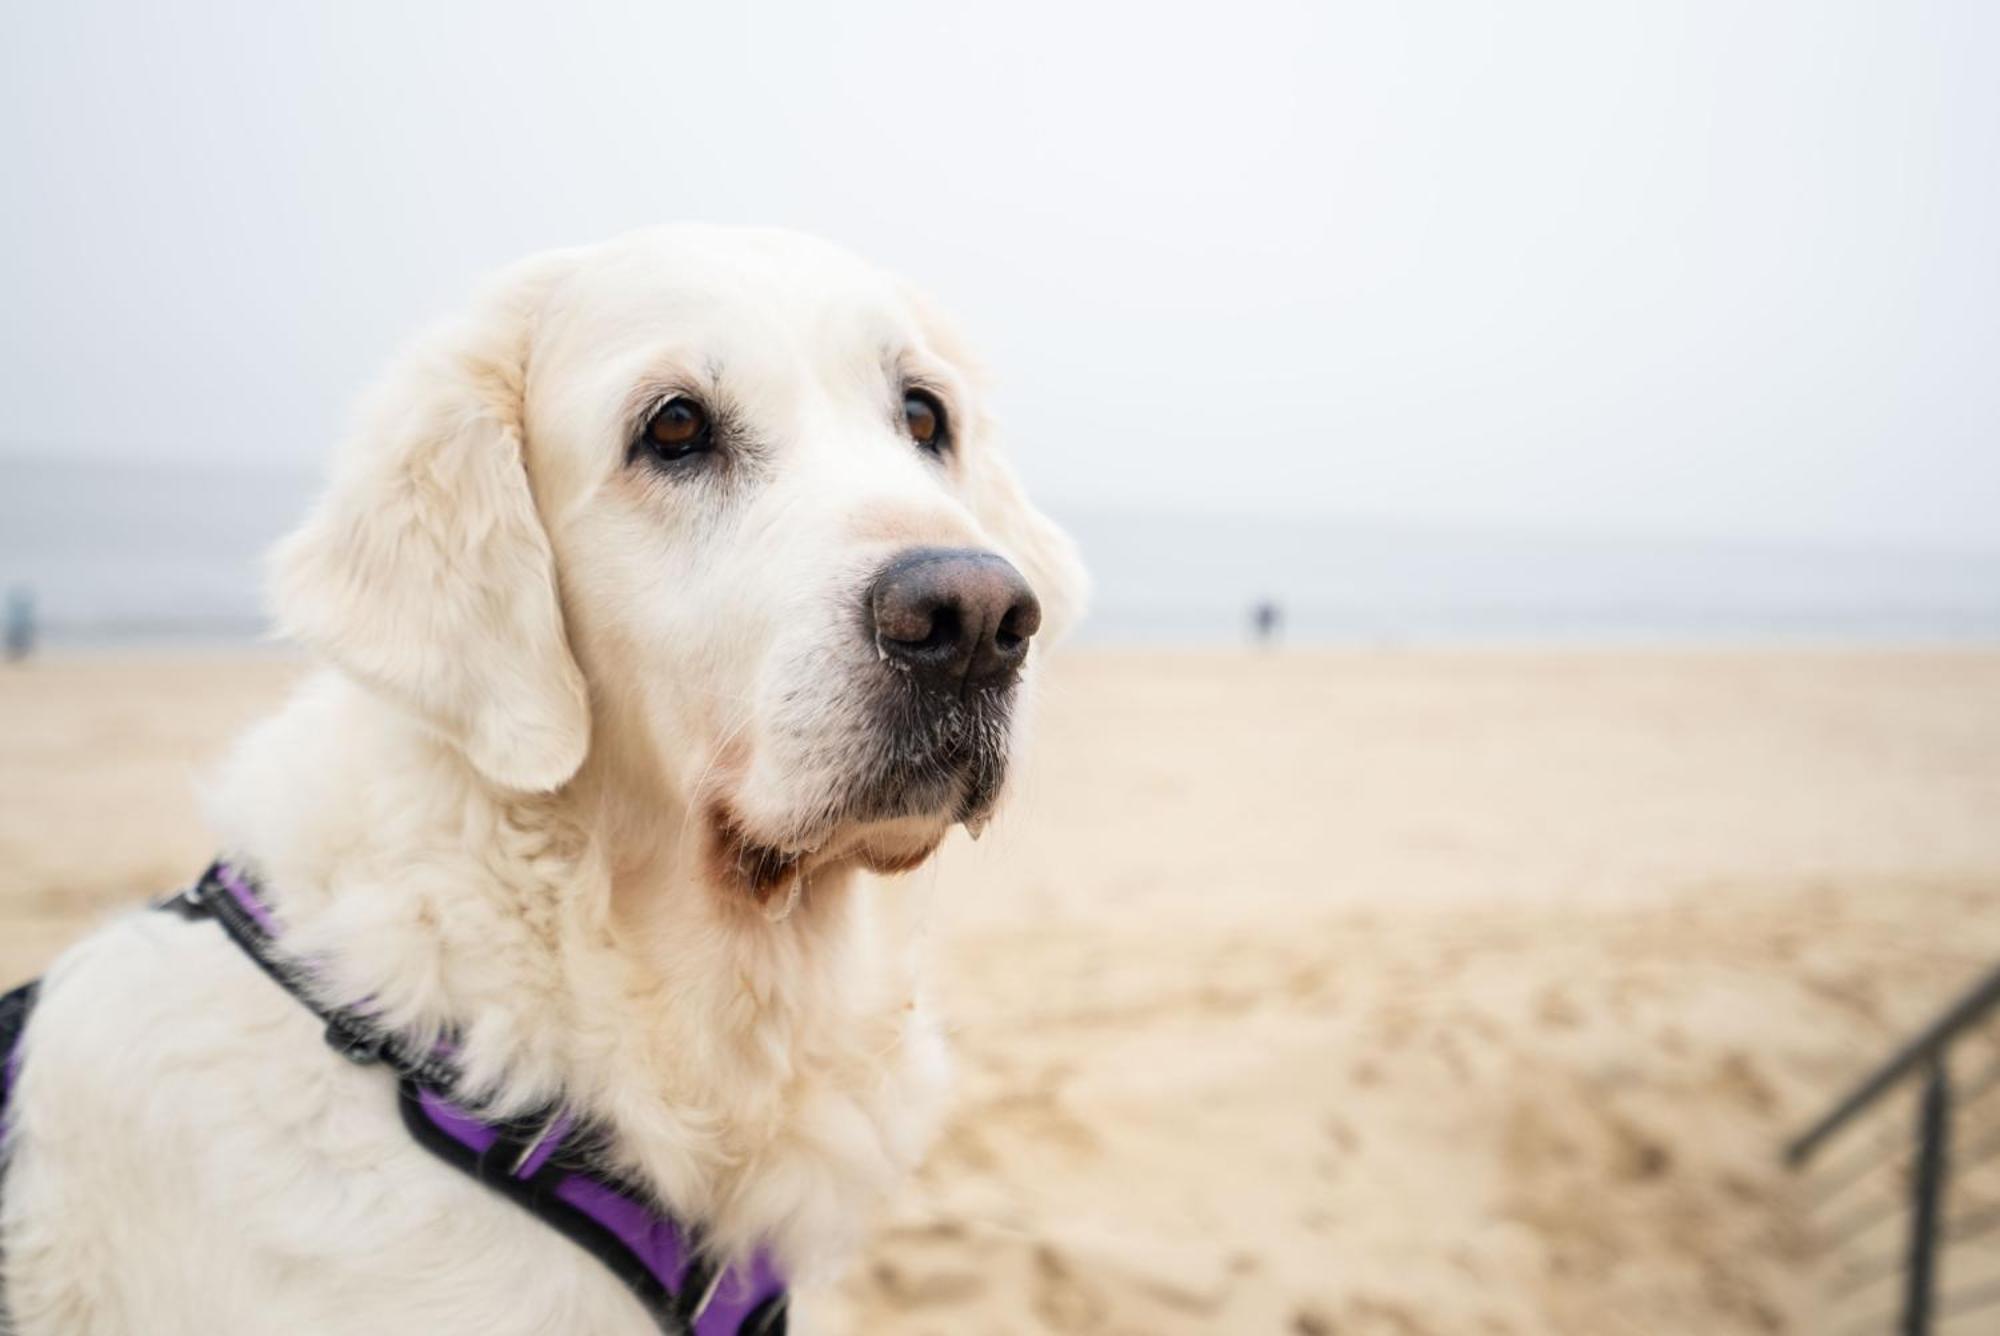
[0,225,1085,1333]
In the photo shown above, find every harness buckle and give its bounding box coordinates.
[157,881,210,921]
[323,1017,385,1066]
[680,1258,724,1323]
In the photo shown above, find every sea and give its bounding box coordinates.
[4,454,1999,649]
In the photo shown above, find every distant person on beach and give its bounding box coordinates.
[5,587,33,662]
[1251,598,1283,646]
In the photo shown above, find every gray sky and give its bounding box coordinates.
[4,1,1996,548]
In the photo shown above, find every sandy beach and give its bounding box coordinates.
[5,648,1999,1334]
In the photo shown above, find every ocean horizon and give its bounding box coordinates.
[5,453,1999,650]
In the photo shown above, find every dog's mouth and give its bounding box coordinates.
[707,692,1015,914]
[855,682,1015,820]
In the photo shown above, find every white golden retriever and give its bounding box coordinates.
[0,226,1085,1333]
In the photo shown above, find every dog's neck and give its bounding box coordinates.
[208,668,950,1274]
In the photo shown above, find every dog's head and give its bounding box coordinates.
[272,226,1085,908]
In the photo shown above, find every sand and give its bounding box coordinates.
[5,649,2000,1334]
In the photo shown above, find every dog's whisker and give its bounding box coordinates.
[674,707,758,857]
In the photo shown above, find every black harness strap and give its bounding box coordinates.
[0,978,41,1328]
[0,981,33,1085]
[167,863,463,1091]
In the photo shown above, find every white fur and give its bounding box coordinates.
[0,225,1086,1334]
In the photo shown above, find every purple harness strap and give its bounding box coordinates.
[212,859,278,934]
[0,863,786,1335]
[403,1086,786,1332]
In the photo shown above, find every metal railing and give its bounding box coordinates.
[1786,961,2000,1335]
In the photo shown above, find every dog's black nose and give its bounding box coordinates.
[869,548,1041,694]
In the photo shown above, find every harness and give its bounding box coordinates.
[0,862,788,1336]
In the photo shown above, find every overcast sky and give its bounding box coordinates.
[3,2,1995,548]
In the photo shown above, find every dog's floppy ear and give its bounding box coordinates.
[270,254,590,792]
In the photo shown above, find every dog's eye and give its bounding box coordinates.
[903,389,948,454]
[638,397,712,464]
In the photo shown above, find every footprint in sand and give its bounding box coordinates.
[1292,1307,1335,1336]
[1533,984,1583,1030]
[1032,1244,1107,1332]
[1341,1292,1442,1335]
[1712,1050,1780,1118]
[1801,969,1886,1026]
[868,1257,984,1308]
[1605,1110,1675,1182]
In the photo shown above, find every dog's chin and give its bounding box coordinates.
[705,805,955,917]
[707,754,1009,915]
[706,688,1018,913]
